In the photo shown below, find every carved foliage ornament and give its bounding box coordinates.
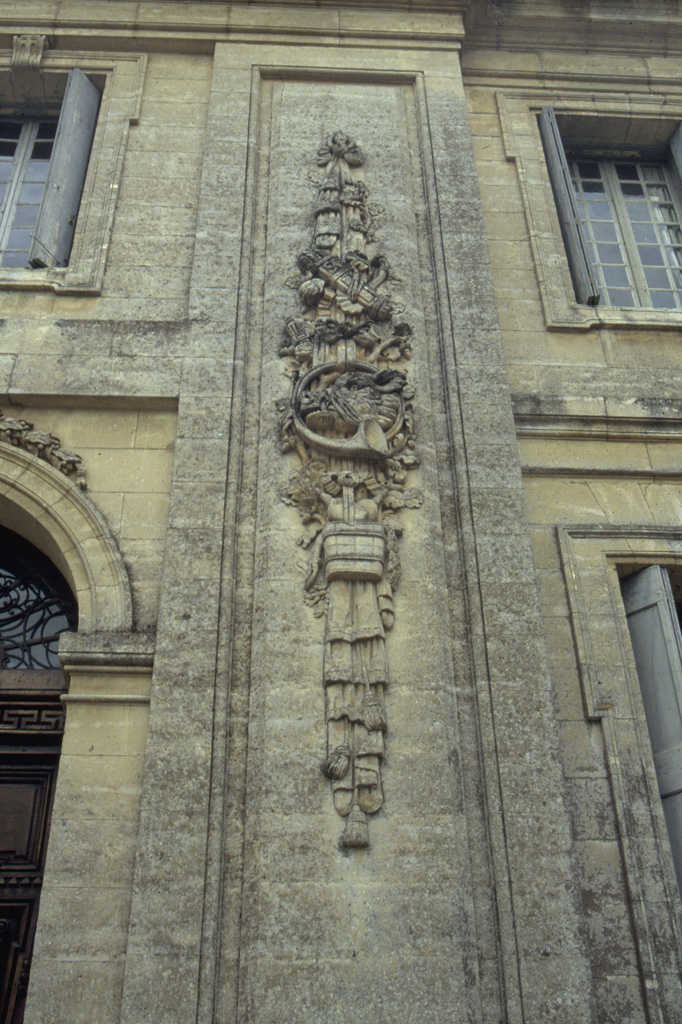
[279,131,422,848]
[0,410,86,488]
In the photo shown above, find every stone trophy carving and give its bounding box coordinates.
[279,132,422,848]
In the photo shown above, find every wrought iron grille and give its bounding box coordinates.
[0,528,77,669]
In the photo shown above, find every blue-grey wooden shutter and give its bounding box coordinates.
[28,68,100,268]
[538,106,601,306]
[622,565,682,894]
[668,122,682,186]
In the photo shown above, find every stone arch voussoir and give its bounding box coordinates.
[0,443,133,631]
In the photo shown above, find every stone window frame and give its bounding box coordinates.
[497,86,682,330]
[0,48,146,295]
[558,524,682,1021]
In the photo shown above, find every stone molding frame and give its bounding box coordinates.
[496,84,682,331]
[558,524,682,1023]
[182,55,531,1024]
[0,442,133,632]
[0,48,146,295]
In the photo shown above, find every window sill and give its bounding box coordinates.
[558,301,682,332]
[0,266,100,295]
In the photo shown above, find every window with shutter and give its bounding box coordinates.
[0,68,100,270]
[538,106,601,306]
[621,565,682,895]
[540,107,682,309]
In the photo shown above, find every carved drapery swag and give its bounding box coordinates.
[279,132,422,848]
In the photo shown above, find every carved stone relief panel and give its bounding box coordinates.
[278,131,422,848]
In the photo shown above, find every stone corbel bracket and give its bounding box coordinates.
[11,34,49,73]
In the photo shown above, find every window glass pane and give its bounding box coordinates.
[641,164,665,182]
[0,250,27,267]
[603,265,631,287]
[632,221,657,243]
[606,287,636,305]
[582,181,606,197]
[656,203,677,223]
[587,201,612,219]
[625,201,652,222]
[592,221,618,242]
[18,181,45,205]
[638,245,666,266]
[23,159,49,184]
[36,121,56,140]
[30,141,53,161]
[597,243,623,263]
[0,122,22,140]
[644,266,671,289]
[615,163,639,180]
[650,291,678,309]
[7,227,33,251]
[12,204,39,228]
[648,184,671,204]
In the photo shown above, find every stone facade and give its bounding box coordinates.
[0,1,679,1022]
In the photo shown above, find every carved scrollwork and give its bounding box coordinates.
[0,411,86,489]
[279,131,422,848]
[11,35,48,72]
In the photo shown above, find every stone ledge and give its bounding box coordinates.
[59,629,155,668]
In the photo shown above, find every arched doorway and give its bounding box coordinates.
[0,527,77,1024]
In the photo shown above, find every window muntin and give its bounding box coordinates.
[0,119,57,268]
[570,158,682,309]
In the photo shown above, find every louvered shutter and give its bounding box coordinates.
[669,122,682,186]
[538,106,601,306]
[622,565,682,893]
[29,68,100,268]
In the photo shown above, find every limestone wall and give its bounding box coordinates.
[465,29,682,1023]
[0,1,679,1023]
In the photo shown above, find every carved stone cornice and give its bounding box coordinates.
[0,3,467,53]
[463,0,682,57]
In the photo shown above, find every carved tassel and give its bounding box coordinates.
[360,693,387,732]
[341,804,369,848]
[323,744,351,780]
